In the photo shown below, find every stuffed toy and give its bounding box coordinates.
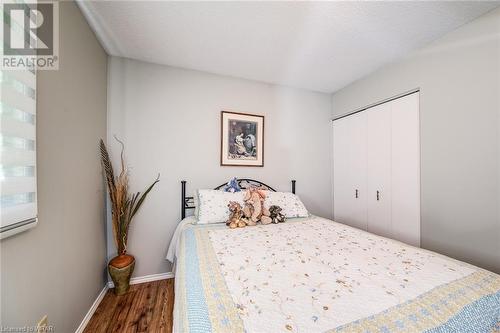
[226,201,246,228]
[269,205,286,224]
[224,177,241,193]
[242,188,272,225]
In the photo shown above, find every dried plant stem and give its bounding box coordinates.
[100,138,160,256]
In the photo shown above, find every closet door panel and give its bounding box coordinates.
[350,112,368,230]
[391,93,420,246]
[333,112,367,230]
[366,103,392,238]
[333,117,353,224]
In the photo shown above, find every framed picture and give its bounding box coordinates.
[221,111,264,167]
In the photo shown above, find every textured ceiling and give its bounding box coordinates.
[78,1,499,93]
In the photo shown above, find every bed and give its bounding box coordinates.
[168,180,500,333]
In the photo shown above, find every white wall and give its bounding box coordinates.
[331,8,500,273]
[108,57,333,277]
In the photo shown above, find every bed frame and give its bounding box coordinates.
[181,179,296,219]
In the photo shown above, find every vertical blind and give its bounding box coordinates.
[0,40,37,236]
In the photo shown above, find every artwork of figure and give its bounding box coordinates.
[221,111,264,167]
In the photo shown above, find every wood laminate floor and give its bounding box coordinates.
[84,279,174,333]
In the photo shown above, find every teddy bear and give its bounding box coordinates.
[242,187,272,225]
[269,205,286,224]
[226,201,246,229]
[224,177,241,193]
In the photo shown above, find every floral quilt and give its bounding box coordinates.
[173,216,500,333]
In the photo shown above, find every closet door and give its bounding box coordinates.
[366,103,392,238]
[333,112,367,230]
[391,93,420,246]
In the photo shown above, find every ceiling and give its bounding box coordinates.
[78,1,499,93]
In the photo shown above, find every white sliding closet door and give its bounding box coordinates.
[366,103,392,238]
[391,93,420,246]
[333,112,367,230]
[332,92,420,245]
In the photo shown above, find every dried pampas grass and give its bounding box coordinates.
[100,137,159,255]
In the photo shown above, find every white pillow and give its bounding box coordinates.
[193,190,200,218]
[197,189,245,224]
[263,191,309,218]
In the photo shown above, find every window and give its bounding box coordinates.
[0,67,37,239]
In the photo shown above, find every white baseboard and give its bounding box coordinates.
[107,271,174,288]
[76,272,174,333]
[75,284,108,333]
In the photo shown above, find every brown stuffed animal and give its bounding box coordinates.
[269,205,286,224]
[242,188,272,225]
[226,201,246,229]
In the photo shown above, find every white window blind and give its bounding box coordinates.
[0,66,37,238]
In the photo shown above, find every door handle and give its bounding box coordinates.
[355,189,358,199]
[376,190,380,201]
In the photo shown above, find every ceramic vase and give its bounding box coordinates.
[108,254,135,296]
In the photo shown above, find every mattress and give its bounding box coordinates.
[171,216,500,333]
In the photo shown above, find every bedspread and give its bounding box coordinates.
[173,216,500,333]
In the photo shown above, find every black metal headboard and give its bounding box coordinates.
[181,179,296,219]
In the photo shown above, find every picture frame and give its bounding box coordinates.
[220,111,264,167]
